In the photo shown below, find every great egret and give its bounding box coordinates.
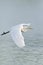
[1,23,32,48]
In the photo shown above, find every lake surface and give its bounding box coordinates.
[0,0,43,65]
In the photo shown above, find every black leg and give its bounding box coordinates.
[1,31,10,36]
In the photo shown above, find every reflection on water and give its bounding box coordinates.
[0,0,43,65]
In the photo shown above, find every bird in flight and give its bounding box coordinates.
[0,23,32,48]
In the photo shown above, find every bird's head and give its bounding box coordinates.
[21,23,32,32]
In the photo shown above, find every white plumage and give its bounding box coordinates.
[10,24,32,48]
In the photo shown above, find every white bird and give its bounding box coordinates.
[1,23,32,48]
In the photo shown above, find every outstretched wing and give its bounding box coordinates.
[10,26,25,48]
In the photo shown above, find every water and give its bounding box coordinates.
[0,0,43,65]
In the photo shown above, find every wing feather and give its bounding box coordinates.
[10,26,25,48]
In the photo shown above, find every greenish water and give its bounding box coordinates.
[0,0,43,65]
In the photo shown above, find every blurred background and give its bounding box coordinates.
[0,0,43,65]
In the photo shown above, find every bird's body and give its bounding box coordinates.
[10,23,32,48]
[0,23,32,48]
[10,24,25,48]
